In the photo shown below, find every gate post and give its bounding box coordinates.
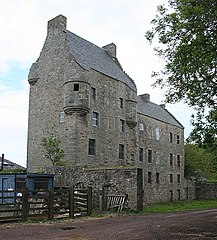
[22,188,29,221]
[48,189,54,220]
[69,187,74,218]
[87,187,92,215]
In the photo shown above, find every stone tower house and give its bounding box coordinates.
[27,15,193,208]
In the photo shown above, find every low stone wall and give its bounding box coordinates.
[47,166,140,210]
[195,182,217,200]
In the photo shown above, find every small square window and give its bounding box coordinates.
[148,149,152,163]
[139,123,144,131]
[88,139,96,156]
[139,148,143,162]
[119,144,124,159]
[92,112,99,126]
[120,119,125,132]
[74,83,79,91]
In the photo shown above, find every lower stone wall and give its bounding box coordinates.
[47,166,139,210]
[195,182,217,200]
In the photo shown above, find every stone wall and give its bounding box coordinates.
[47,166,140,210]
[195,182,217,200]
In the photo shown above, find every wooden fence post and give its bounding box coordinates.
[48,189,54,220]
[87,187,92,216]
[22,188,29,221]
[69,187,74,218]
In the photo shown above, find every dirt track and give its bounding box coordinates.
[0,209,217,240]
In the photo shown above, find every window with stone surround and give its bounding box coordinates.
[139,148,144,162]
[170,153,173,166]
[177,154,181,167]
[177,189,181,200]
[148,149,152,163]
[177,174,181,183]
[88,139,96,156]
[59,111,64,123]
[170,174,173,183]
[119,97,123,109]
[119,119,125,132]
[169,132,173,143]
[177,134,180,144]
[148,172,152,183]
[91,87,96,100]
[119,144,124,159]
[139,123,144,131]
[92,112,99,126]
[156,172,160,184]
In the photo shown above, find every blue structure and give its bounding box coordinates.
[0,173,54,203]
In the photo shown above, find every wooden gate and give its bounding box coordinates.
[0,187,92,222]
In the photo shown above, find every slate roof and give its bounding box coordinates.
[137,96,183,128]
[0,157,26,170]
[66,30,137,92]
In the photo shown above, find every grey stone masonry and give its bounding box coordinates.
[27,15,194,207]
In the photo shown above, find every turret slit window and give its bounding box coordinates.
[119,144,124,159]
[92,87,96,100]
[88,139,96,156]
[139,148,144,162]
[74,83,79,91]
[120,119,125,132]
[92,112,99,126]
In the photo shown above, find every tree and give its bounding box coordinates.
[184,143,216,180]
[41,135,65,166]
[145,0,217,143]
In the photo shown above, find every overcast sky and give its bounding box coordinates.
[0,0,194,167]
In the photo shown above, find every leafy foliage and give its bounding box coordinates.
[41,135,65,166]
[145,0,217,143]
[184,143,216,180]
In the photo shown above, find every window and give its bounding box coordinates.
[148,172,152,183]
[92,112,99,126]
[34,178,48,190]
[177,155,181,167]
[169,132,173,143]
[177,189,181,200]
[74,83,79,91]
[59,111,65,123]
[177,135,180,144]
[139,123,144,131]
[119,144,124,159]
[170,190,173,202]
[91,87,96,100]
[148,149,152,163]
[170,174,173,183]
[120,119,125,132]
[120,98,123,109]
[139,148,144,162]
[155,127,160,140]
[170,153,173,166]
[15,178,26,191]
[156,172,160,184]
[177,174,181,183]
[88,139,96,155]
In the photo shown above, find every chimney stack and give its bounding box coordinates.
[102,43,117,58]
[140,93,150,102]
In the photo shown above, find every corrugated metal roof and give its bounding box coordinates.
[137,96,183,128]
[66,30,137,92]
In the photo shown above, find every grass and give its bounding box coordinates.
[141,200,217,214]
